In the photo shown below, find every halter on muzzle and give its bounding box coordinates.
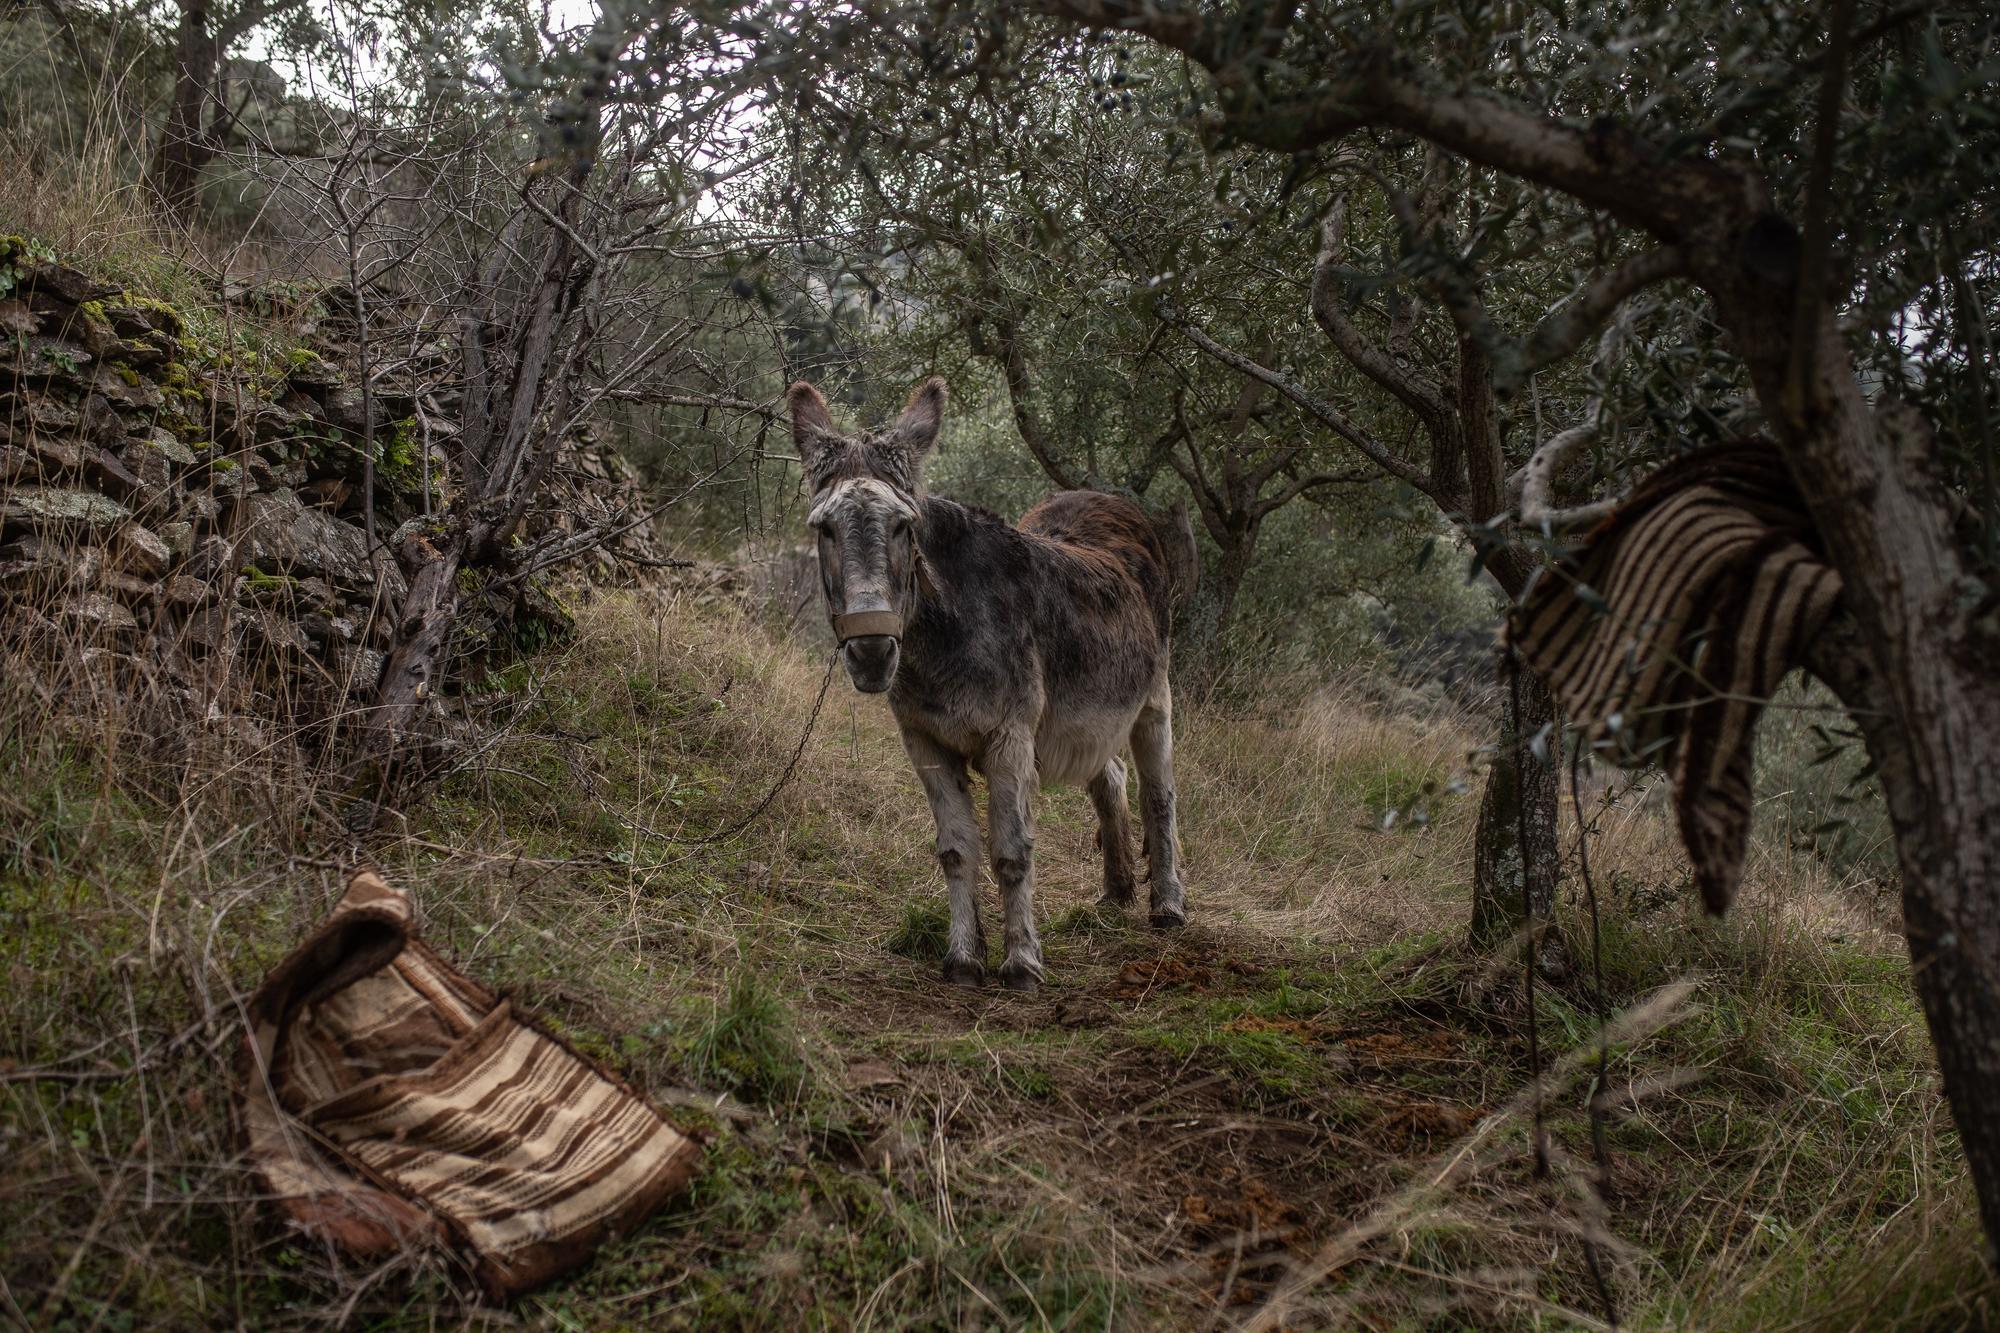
[831,608,904,644]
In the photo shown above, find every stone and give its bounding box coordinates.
[180,606,236,654]
[101,304,159,338]
[0,299,37,335]
[15,258,119,306]
[242,605,311,656]
[158,520,195,560]
[49,304,116,358]
[129,426,197,468]
[8,389,80,433]
[186,533,235,580]
[320,387,390,434]
[162,573,214,607]
[117,440,174,491]
[0,537,101,593]
[248,397,304,435]
[103,301,181,340]
[89,364,164,411]
[106,338,168,369]
[99,570,157,604]
[341,646,386,692]
[1,487,131,533]
[79,393,131,447]
[178,492,222,529]
[0,445,33,484]
[24,435,86,475]
[299,477,353,510]
[60,592,138,634]
[296,575,335,609]
[286,352,342,391]
[277,388,323,423]
[9,336,93,382]
[109,522,173,577]
[86,447,146,498]
[229,489,375,586]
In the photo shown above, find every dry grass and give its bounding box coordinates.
[1,585,1994,1329]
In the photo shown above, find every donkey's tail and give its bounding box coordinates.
[1155,497,1200,610]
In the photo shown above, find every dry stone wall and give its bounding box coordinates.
[0,240,670,736]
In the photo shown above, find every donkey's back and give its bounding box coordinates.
[1006,491,1180,785]
[1018,490,1178,638]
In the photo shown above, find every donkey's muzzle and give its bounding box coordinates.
[842,635,900,693]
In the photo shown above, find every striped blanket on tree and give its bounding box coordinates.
[1509,443,1843,914]
[235,869,700,1301]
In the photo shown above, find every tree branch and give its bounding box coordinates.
[1158,300,1432,494]
[967,304,1086,491]
[1512,246,1688,391]
[1312,196,1455,432]
[1518,423,1621,532]
[1255,466,1374,517]
[1033,3,1751,247]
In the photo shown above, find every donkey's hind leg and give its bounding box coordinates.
[1087,756,1139,909]
[905,732,986,985]
[1131,686,1187,929]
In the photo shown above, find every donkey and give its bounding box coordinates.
[791,376,1191,991]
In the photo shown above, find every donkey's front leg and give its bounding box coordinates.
[1132,689,1187,929]
[906,733,986,985]
[985,728,1044,991]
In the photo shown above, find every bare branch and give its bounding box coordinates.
[1255,466,1375,517]
[1518,424,1621,533]
[601,389,782,418]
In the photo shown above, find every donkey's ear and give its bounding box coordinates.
[889,377,947,457]
[788,381,836,466]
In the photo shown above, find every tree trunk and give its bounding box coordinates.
[1470,651,1562,964]
[1742,297,2000,1255]
[366,532,465,749]
[1175,531,1254,686]
[151,0,221,215]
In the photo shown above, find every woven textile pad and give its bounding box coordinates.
[1510,443,1843,915]
[236,869,700,1301]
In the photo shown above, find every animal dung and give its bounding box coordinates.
[235,868,700,1302]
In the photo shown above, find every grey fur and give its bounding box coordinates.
[790,378,1190,991]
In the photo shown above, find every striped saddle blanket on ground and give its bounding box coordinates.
[1509,443,1843,914]
[236,869,700,1301]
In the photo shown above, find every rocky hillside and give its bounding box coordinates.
[0,238,665,740]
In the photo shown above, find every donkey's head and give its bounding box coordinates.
[790,377,947,694]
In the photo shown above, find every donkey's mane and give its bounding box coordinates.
[805,432,923,495]
[919,494,1010,534]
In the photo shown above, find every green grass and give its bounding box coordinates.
[884,898,951,963]
[679,970,815,1105]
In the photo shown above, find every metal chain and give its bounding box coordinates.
[659,648,841,846]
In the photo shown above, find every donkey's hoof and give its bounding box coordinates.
[942,957,986,987]
[1096,892,1135,913]
[1150,906,1187,930]
[997,961,1041,993]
